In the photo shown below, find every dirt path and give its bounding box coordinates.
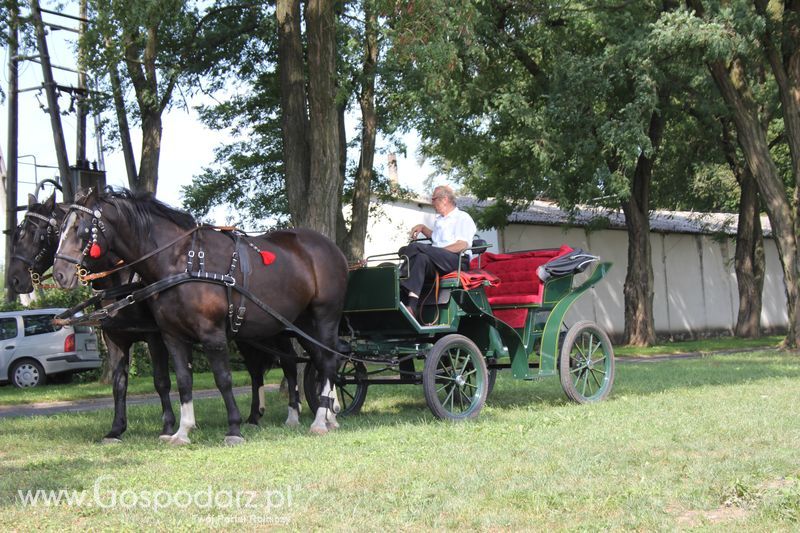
[0,384,279,419]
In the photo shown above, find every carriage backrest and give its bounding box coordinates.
[470,245,574,303]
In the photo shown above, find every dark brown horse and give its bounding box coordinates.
[52,188,348,444]
[8,194,305,442]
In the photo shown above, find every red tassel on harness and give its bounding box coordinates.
[260,251,276,265]
[89,242,102,259]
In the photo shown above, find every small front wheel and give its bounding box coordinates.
[423,334,488,420]
[559,320,615,403]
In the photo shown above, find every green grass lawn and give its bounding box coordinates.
[0,349,798,530]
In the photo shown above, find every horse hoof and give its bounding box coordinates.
[224,435,245,446]
[158,434,173,443]
[326,419,340,431]
[168,435,191,446]
[101,437,122,445]
[284,418,301,428]
[309,423,328,436]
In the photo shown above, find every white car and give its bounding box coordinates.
[0,308,101,388]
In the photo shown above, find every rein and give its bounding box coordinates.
[57,225,203,284]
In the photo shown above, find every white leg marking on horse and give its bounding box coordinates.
[310,379,332,435]
[168,401,195,446]
[285,405,301,427]
[258,385,266,415]
[295,385,302,413]
[327,383,340,430]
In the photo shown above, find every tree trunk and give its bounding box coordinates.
[344,5,379,261]
[136,111,161,194]
[720,118,764,337]
[733,170,764,337]
[620,108,664,346]
[707,58,800,347]
[276,0,310,227]
[620,196,655,346]
[107,57,137,186]
[306,0,341,239]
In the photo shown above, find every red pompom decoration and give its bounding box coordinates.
[89,242,102,259]
[260,251,276,265]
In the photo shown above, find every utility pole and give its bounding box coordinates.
[5,3,20,303]
[30,0,74,201]
[75,0,88,168]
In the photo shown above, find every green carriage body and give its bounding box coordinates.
[343,259,611,380]
[313,248,615,420]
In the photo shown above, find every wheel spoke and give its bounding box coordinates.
[458,388,472,408]
[590,368,603,389]
[443,384,455,410]
[580,367,590,396]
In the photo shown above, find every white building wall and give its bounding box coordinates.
[365,200,788,340]
[363,199,499,260]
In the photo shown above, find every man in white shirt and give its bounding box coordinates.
[400,185,477,318]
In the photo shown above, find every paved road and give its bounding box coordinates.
[0,384,278,419]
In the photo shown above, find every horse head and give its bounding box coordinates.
[53,187,116,289]
[7,193,63,293]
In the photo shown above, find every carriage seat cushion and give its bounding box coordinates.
[470,245,574,307]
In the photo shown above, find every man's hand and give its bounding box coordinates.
[410,224,432,239]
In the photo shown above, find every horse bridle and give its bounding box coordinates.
[54,203,107,284]
[13,211,61,286]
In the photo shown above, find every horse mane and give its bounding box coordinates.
[96,187,196,241]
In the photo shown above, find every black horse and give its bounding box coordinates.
[52,188,347,444]
[8,194,303,443]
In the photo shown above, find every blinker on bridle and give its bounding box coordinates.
[54,203,106,285]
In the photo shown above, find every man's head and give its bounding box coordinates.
[431,185,456,216]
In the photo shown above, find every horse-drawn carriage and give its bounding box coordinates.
[9,188,615,444]
[305,242,615,421]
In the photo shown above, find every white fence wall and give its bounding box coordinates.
[499,225,787,340]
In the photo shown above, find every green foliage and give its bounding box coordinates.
[0,286,92,312]
[181,1,407,227]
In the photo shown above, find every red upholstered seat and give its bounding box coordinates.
[469,245,574,327]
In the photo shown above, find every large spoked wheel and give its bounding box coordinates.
[10,359,47,388]
[423,334,488,420]
[559,320,615,403]
[304,359,368,416]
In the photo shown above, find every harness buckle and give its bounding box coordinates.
[76,265,90,286]
[29,269,41,288]
[224,275,236,287]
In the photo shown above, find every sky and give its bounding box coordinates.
[0,4,441,226]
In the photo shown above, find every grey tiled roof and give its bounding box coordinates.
[450,197,772,237]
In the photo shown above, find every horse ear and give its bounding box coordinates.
[75,187,95,204]
[43,193,56,212]
[27,194,37,209]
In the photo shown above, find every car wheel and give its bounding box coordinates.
[10,360,47,388]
